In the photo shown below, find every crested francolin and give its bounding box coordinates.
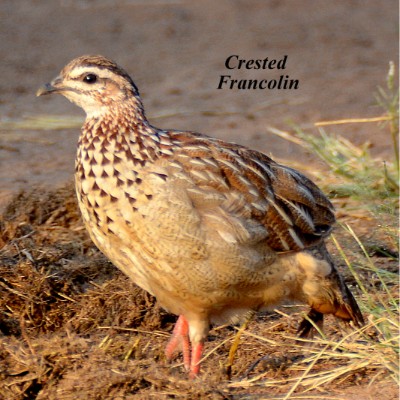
[37,55,363,377]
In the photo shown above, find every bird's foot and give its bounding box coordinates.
[165,315,204,378]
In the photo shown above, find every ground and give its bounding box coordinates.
[0,1,398,399]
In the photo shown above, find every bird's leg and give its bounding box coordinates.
[165,315,191,370]
[165,315,205,377]
[189,341,204,378]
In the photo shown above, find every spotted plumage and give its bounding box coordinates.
[37,55,363,377]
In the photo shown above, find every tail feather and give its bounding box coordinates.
[335,277,364,327]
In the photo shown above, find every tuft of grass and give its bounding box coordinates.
[375,61,399,173]
[269,63,399,201]
[296,127,398,199]
[268,123,399,200]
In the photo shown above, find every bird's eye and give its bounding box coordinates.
[83,74,97,84]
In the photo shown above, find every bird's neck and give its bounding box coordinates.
[84,91,153,134]
[79,102,171,166]
[84,93,147,123]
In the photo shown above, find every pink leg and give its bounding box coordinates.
[189,342,204,378]
[165,315,191,370]
[165,315,205,377]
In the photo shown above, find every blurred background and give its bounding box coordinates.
[0,0,398,206]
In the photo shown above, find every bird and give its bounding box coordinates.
[37,55,364,377]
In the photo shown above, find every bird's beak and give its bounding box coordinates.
[36,76,64,97]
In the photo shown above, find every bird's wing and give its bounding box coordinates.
[167,131,335,252]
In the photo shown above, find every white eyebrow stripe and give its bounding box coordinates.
[68,66,117,81]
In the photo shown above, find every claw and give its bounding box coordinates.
[165,315,191,370]
[165,315,204,377]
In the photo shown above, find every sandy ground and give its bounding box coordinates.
[0,1,398,399]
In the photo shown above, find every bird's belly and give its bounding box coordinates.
[75,174,311,324]
[80,210,302,317]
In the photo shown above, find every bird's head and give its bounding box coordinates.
[37,55,142,118]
